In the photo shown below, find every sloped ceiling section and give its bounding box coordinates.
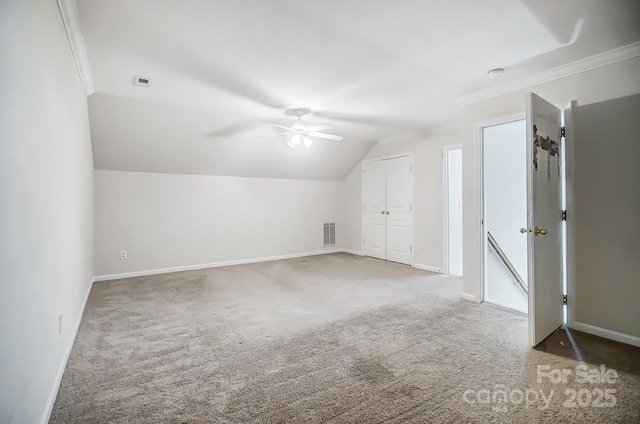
[78,0,640,181]
[89,93,376,181]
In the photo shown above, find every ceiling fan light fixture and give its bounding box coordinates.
[292,121,307,131]
[302,136,313,147]
[269,108,341,148]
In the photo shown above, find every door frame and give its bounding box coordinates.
[474,112,525,305]
[563,101,577,330]
[442,144,463,274]
[361,153,414,264]
[476,103,573,341]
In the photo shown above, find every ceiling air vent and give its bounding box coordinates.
[323,223,336,247]
[133,75,151,87]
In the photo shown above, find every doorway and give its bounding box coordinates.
[444,145,463,276]
[482,118,529,313]
[478,94,569,347]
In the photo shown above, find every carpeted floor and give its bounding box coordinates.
[51,253,640,423]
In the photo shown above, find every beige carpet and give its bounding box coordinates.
[51,253,640,423]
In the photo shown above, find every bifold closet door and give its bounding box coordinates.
[385,155,413,264]
[362,156,413,265]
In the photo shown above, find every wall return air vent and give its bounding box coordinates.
[133,75,151,87]
[323,223,336,247]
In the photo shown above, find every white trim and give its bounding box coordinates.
[475,113,527,305]
[442,144,463,274]
[412,263,443,273]
[449,264,463,275]
[93,249,342,282]
[57,0,95,96]
[525,93,536,347]
[456,42,640,105]
[461,292,477,302]
[40,279,93,424]
[564,101,578,329]
[475,120,485,303]
[475,112,526,130]
[571,321,640,348]
[341,249,364,256]
[363,152,414,164]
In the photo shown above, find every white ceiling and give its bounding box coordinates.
[78,0,640,181]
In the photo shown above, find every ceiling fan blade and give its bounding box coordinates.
[270,123,293,131]
[308,132,343,141]
[207,120,261,137]
[313,110,407,127]
[254,132,292,138]
[305,123,333,132]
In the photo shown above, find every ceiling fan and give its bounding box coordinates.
[268,108,344,148]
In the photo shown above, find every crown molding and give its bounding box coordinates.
[455,42,640,106]
[57,0,94,96]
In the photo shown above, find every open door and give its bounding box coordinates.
[526,93,565,346]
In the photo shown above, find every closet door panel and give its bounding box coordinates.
[386,156,414,265]
[362,160,386,259]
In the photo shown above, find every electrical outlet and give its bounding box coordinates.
[58,314,63,335]
[120,250,127,260]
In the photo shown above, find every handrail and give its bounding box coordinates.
[487,231,528,295]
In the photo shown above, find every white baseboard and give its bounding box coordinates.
[449,264,463,274]
[40,278,94,424]
[461,292,478,303]
[570,321,640,348]
[413,263,444,273]
[93,249,343,282]
[341,249,364,256]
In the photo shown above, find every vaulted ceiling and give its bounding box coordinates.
[78,0,640,180]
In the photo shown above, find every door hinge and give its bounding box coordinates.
[410,164,413,171]
[560,127,566,138]
[561,210,567,221]
[410,205,413,212]
[410,245,413,252]
[563,294,568,305]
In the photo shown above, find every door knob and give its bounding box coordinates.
[385,211,390,215]
[534,227,548,235]
[381,211,385,214]
[519,227,530,233]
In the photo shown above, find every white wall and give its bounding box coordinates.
[571,94,640,340]
[483,120,528,312]
[339,129,462,271]
[461,56,640,303]
[94,170,340,276]
[337,165,363,253]
[447,148,463,271]
[0,1,94,423]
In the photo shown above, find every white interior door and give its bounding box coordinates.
[526,93,565,346]
[386,156,414,265]
[362,160,386,259]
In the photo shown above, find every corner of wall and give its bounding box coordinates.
[40,279,94,424]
